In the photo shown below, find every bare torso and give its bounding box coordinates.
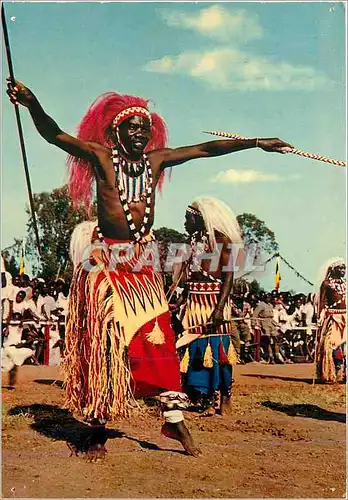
[189,232,230,282]
[93,147,161,239]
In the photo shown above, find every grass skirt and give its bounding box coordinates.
[316,310,346,383]
[62,241,179,421]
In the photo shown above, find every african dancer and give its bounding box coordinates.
[7,78,292,459]
[316,259,346,383]
[177,198,242,416]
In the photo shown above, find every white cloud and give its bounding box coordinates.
[210,169,299,184]
[146,5,331,92]
[161,5,263,42]
[144,48,330,91]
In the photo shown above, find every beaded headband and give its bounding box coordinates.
[329,259,345,269]
[112,106,152,129]
[186,206,202,217]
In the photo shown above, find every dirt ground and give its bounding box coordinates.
[2,362,346,499]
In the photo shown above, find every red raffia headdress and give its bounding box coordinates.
[67,92,168,212]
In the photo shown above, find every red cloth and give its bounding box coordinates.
[43,325,50,366]
[128,311,182,397]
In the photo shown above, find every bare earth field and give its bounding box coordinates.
[2,363,346,499]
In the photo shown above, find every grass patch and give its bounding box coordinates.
[233,384,345,414]
[2,403,33,430]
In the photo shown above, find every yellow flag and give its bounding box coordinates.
[19,240,25,275]
[274,257,281,291]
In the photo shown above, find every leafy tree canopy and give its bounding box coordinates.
[26,185,97,278]
[237,213,278,255]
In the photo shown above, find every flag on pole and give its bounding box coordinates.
[19,240,25,275]
[274,256,281,291]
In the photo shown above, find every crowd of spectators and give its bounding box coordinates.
[241,290,316,364]
[1,271,70,371]
[1,266,317,379]
[170,288,317,365]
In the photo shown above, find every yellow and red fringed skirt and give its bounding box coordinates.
[316,309,346,383]
[62,236,181,422]
[179,281,238,373]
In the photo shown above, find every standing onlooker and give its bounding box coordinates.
[302,294,315,327]
[231,296,253,363]
[252,293,283,364]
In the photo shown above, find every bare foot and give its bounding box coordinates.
[220,396,233,416]
[83,426,108,462]
[199,406,216,417]
[67,442,80,457]
[161,421,202,457]
[85,442,107,462]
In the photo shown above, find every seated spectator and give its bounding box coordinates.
[1,272,15,324]
[287,297,303,328]
[23,288,44,322]
[48,324,63,366]
[39,286,57,320]
[11,290,27,318]
[14,274,33,301]
[1,315,36,385]
[21,326,41,365]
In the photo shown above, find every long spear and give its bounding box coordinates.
[1,2,41,256]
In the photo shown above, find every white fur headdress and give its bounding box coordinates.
[191,197,243,250]
[69,220,98,269]
[316,257,345,289]
[314,257,345,312]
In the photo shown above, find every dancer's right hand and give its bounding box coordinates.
[6,77,35,107]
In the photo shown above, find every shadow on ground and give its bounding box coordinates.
[7,404,186,455]
[262,401,346,423]
[33,381,161,410]
[34,379,64,389]
[243,374,314,384]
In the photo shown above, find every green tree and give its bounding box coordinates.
[248,278,265,295]
[237,213,278,254]
[153,227,187,287]
[153,227,187,244]
[2,240,22,276]
[233,277,264,296]
[26,185,97,278]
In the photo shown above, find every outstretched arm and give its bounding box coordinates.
[154,137,294,170]
[6,78,105,161]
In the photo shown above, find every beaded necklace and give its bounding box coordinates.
[112,147,153,242]
[113,148,151,203]
[188,231,221,283]
[327,277,346,308]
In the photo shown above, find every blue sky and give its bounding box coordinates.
[1,1,346,292]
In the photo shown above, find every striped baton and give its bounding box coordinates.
[203,131,346,168]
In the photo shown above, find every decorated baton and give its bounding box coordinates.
[203,131,346,168]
